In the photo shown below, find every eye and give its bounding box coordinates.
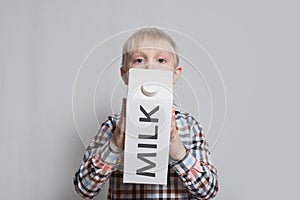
[158,58,167,63]
[133,58,145,64]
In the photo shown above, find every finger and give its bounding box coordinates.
[170,108,182,146]
[172,107,177,129]
[170,106,177,141]
[121,98,126,118]
[118,98,126,132]
[170,127,177,141]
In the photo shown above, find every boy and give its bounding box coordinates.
[73,28,218,199]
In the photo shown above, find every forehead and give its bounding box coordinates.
[130,48,173,57]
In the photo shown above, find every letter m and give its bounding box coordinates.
[136,153,156,177]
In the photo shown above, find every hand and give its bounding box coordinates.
[169,106,186,160]
[110,98,126,150]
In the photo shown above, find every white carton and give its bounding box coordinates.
[123,68,173,185]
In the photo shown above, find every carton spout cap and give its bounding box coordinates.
[141,83,158,97]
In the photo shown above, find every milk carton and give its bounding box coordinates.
[123,68,173,185]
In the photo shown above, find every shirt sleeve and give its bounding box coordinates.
[170,118,219,199]
[73,115,123,199]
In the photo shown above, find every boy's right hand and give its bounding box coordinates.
[110,98,126,150]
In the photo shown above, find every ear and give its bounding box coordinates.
[120,66,128,85]
[173,66,182,84]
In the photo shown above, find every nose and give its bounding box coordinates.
[144,62,156,69]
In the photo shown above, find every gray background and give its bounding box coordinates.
[1,0,299,199]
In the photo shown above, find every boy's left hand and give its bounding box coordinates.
[169,106,186,161]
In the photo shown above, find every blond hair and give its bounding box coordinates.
[121,28,179,68]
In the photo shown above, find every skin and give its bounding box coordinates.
[110,48,186,161]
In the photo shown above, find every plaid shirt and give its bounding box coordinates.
[74,105,218,199]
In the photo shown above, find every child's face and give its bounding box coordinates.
[121,48,182,85]
[127,48,175,71]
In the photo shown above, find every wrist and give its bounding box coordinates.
[110,140,123,152]
[169,132,186,160]
[110,135,124,150]
[172,147,186,161]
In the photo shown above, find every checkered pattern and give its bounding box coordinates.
[74,104,218,199]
